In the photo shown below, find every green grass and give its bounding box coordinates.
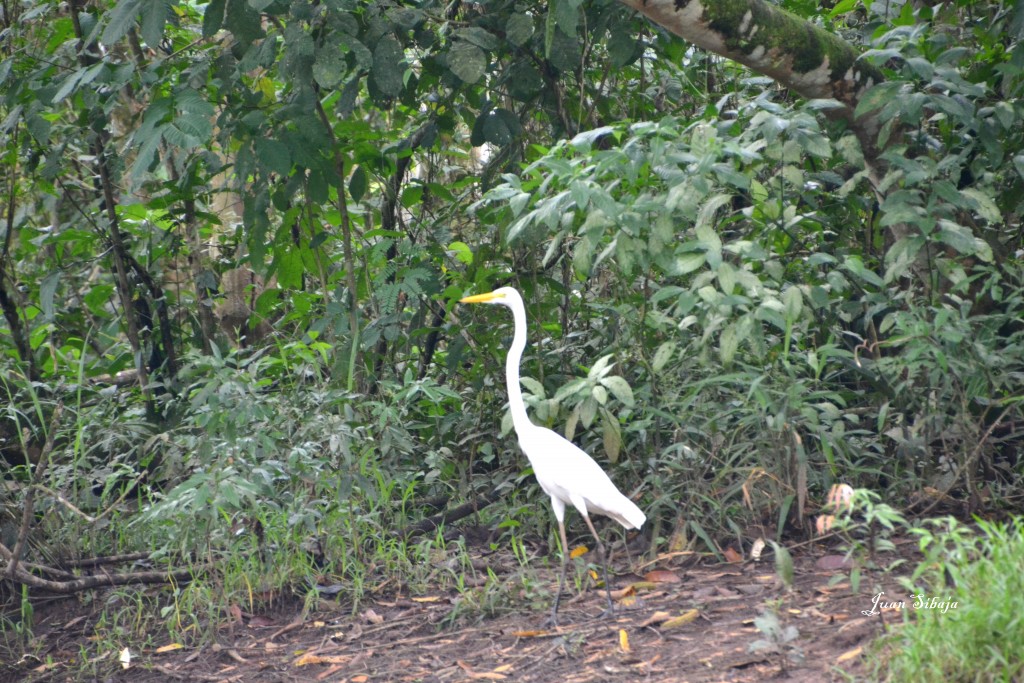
[878,517,1024,682]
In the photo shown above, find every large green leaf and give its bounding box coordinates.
[506,14,534,46]
[448,41,486,84]
[102,0,143,45]
[371,36,405,97]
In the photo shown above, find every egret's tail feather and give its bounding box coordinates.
[605,496,646,529]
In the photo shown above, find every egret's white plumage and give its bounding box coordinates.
[460,286,645,623]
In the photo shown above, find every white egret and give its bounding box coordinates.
[460,287,646,624]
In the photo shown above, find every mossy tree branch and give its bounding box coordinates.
[618,0,886,166]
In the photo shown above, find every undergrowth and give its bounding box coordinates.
[878,518,1024,682]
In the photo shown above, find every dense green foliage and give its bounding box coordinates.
[1,0,1023,656]
[883,518,1024,681]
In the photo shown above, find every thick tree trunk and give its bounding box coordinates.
[619,0,885,166]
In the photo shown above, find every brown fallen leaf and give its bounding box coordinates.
[723,546,743,563]
[661,609,699,630]
[639,611,672,627]
[610,584,638,601]
[510,630,550,637]
[457,660,508,680]
[316,665,343,681]
[621,580,658,594]
[643,569,682,584]
[294,653,352,666]
[363,609,384,625]
[155,643,184,654]
[837,646,862,664]
[411,596,441,603]
[350,676,369,683]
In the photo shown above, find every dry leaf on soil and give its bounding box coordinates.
[643,569,681,583]
[457,660,509,680]
[661,610,699,630]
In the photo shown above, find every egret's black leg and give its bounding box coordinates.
[550,517,571,626]
[583,514,614,615]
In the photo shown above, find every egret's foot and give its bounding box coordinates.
[541,612,561,629]
[596,604,617,620]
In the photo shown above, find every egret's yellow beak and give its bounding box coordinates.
[460,291,502,304]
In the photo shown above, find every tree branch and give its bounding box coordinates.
[6,403,62,578]
[618,0,885,165]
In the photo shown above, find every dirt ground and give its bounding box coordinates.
[4,535,912,683]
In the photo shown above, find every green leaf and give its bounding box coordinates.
[140,0,172,48]
[554,378,588,401]
[163,114,211,149]
[600,375,635,408]
[828,0,858,17]
[40,272,61,322]
[456,27,498,50]
[669,251,706,275]
[224,0,262,44]
[256,138,291,177]
[717,261,736,294]
[506,61,542,101]
[481,108,521,145]
[547,30,580,72]
[275,247,304,289]
[348,165,368,202]
[936,221,991,261]
[202,0,226,36]
[102,0,143,45]
[782,285,803,322]
[580,395,597,429]
[960,188,1001,224]
[854,82,906,118]
[607,27,639,67]
[696,193,732,233]
[652,342,676,372]
[84,284,115,318]
[588,354,615,380]
[602,413,622,463]
[447,241,473,265]
[719,322,738,365]
[371,35,405,97]
[843,255,883,288]
[448,41,486,84]
[554,0,579,37]
[519,376,545,398]
[564,407,579,441]
[506,13,534,47]
[313,45,347,89]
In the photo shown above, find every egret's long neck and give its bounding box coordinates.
[506,301,533,435]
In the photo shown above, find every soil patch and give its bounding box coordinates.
[4,539,913,682]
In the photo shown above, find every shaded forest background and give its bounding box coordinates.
[1,0,1023,658]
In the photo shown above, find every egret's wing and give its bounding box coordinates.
[519,426,646,529]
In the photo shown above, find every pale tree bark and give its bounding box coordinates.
[619,0,886,169]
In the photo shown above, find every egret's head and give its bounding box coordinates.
[459,286,521,307]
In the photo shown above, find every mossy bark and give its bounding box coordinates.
[618,0,885,164]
